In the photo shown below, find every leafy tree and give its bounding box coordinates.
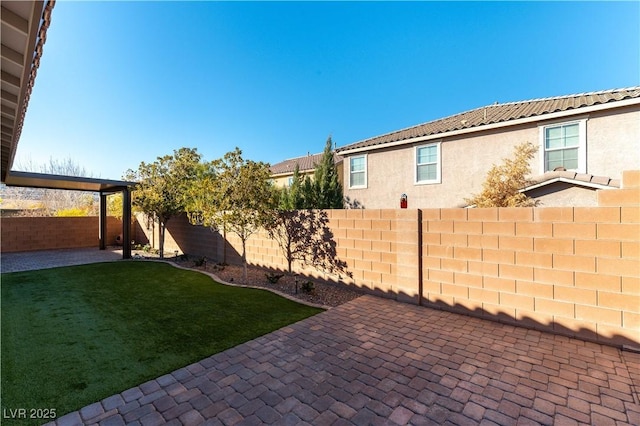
[127,147,201,258]
[311,136,343,209]
[465,142,538,208]
[280,137,344,210]
[300,174,315,209]
[106,193,123,219]
[268,138,349,278]
[278,164,305,210]
[265,209,350,278]
[186,148,275,279]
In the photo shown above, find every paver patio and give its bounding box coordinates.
[42,294,639,425]
[1,248,123,273]
[3,249,639,425]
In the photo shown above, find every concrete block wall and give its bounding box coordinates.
[328,209,419,302]
[1,216,122,253]
[598,170,640,207]
[420,205,639,347]
[133,170,639,347]
[219,210,419,301]
[133,212,221,259]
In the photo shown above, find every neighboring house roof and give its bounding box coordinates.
[337,87,640,154]
[270,152,343,176]
[522,171,620,192]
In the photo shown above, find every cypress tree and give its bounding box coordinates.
[312,137,344,209]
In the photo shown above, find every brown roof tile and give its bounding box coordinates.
[337,87,640,153]
[526,171,620,189]
[270,152,342,175]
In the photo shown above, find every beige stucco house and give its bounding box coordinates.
[270,152,343,188]
[337,87,640,208]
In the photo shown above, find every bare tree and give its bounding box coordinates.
[4,156,98,216]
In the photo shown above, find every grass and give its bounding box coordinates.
[1,261,323,423]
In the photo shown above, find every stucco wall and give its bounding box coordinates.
[524,182,599,207]
[271,170,313,188]
[585,106,640,179]
[346,124,539,209]
[343,106,639,209]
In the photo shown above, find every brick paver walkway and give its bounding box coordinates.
[47,295,639,426]
[1,247,123,273]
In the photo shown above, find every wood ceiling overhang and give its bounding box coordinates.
[1,0,54,182]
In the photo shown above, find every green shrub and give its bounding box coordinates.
[265,273,284,284]
[301,280,315,293]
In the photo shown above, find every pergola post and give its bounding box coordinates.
[99,192,108,250]
[123,187,132,259]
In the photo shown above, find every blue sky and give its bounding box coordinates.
[14,1,640,180]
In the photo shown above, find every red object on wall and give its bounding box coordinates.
[400,194,408,209]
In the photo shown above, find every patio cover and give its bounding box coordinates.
[4,171,136,259]
[2,1,135,259]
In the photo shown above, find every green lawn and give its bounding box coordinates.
[1,261,323,424]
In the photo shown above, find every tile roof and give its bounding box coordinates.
[270,152,342,175]
[525,171,620,190]
[337,87,640,153]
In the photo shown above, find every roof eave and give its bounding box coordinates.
[520,177,617,193]
[1,1,53,182]
[338,97,640,156]
[270,169,315,178]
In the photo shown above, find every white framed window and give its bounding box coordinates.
[349,155,367,189]
[287,176,294,187]
[415,142,441,184]
[539,119,587,173]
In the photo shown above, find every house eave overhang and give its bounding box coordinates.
[338,97,640,156]
[1,1,55,182]
[270,169,315,178]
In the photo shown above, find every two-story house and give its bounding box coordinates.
[337,87,640,208]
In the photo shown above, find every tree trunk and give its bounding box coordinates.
[241,237,247,280]
[159,220,165,259]
[223,224,227,264]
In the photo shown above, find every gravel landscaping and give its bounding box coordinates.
[168,257,365,308]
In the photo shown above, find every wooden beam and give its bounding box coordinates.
[1,116,13,127]
[1,89,18,104]
[1,71,21,89]
[1,104,16,117]
[1,43,24,66]
[1,6,29,34]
